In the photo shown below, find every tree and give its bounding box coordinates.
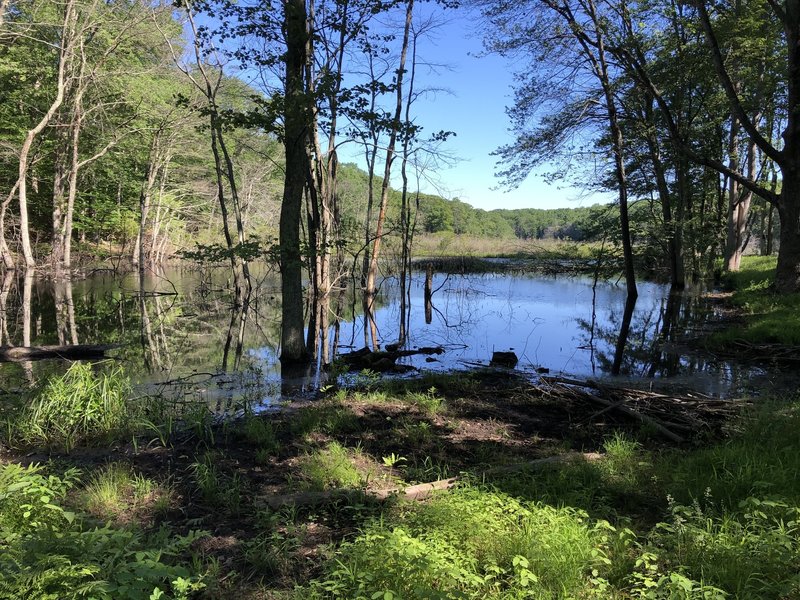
[483,0,638,298]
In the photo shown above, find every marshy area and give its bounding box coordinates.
[1,256,799,599]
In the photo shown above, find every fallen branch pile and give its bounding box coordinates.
[538,376,748,442]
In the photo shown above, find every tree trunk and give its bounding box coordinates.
[365,0,414,337]
[280,0,311,364]
[16,0,76,269]
[775,167,800,292]
[0,181,19,270]
[725,138,756,271]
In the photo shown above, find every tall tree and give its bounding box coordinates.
[483,0,638,298]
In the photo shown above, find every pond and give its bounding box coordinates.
[0,263,779,410]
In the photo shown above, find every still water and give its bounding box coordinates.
[0,265,777,409]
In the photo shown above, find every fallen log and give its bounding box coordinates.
[0,344,122,362]
[335,346,444,372]
[261,452,601,510]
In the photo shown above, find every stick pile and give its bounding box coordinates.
[538,376,747,443]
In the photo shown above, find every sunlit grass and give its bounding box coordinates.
[80,462,172,521]
[6,362,134,452]
[298,398,800,599]
[298,441,367,491]
[713,255,800,346]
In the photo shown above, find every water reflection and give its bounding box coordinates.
[0,265,781,403]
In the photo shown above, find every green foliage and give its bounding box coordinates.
[7,362,133,452]
[303,485,616,599]
[0,463,206,600]
[298,442,366,491]
[713,257,800,346]
[177,239,274,265]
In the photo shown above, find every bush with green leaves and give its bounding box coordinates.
[0,463,207,600]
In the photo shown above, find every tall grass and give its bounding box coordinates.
[714,255,800,346]
[8,362,134,452]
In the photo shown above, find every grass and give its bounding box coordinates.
[4,360,800,598]
[5,362,134,452]
[298,398,800,599]
[0,463,208,600]
[80,462,172,522]
[298,441,367,491]
[190,451,244,514]
[712,255,800,346]
[412,234,600,261]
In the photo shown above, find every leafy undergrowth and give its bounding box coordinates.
[711,256,800,347]
[2,364,800,599]
[0,463,208,600]
[295,399,800,600]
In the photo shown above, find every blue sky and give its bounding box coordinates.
[337,3,606,212]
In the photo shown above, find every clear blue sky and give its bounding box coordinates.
[338,3,606,212]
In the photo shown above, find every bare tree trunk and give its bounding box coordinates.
[17,1,77,268]
[585,0,636,299]
[0,270,13,344]
[725,138,756,271]
[0,181,19,270]
[280,0,311,363]
[134,130,163,271]
[365,0,414,346]
[0,0,11,29]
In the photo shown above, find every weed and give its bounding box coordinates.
[298,442,365,491]
[190,452,244,514]
[405,456,451,483]
[0,463,207,600]
[404,386,443,415]
[254,448,271,465]
[81,462,171,521]
[8,362,133,452]
[400,418,434,445]
[289,403,361,438]
[240,415,279,453]
[302,484,616,598]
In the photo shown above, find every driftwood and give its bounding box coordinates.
[538,376,746,441]
[0,344,122,362]
[261,452,601,510]
[336,346,444,372]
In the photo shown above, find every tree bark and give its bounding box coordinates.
[365,0,414,345]
[16,0,77,268]
[280,0,311,364]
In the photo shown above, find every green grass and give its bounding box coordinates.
[713,256,800,346]
[5,362,134,452]
[190,451,244,514]
[299,399,800,599]
[298,441,367,491]
[289,402,362,439]
[80,462,172,521]
[240,414,280,453]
